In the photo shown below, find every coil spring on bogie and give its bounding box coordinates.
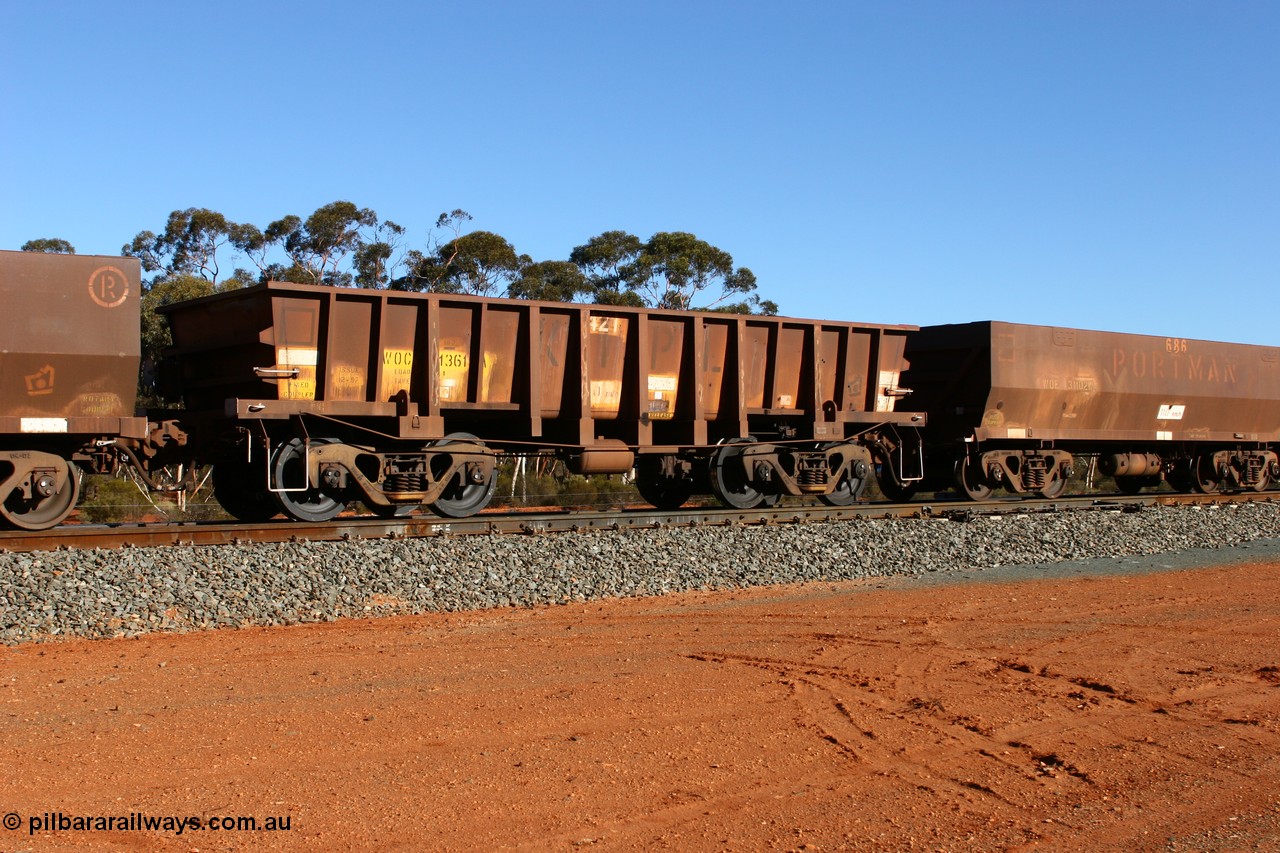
[1023,457,1048,489]
[798,468,827,486]
[797,456,828,486]
[1242,454,1266,486]
[384,472,427,492]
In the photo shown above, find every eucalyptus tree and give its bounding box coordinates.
[257,201,381,286]
[507,260,591,302]
[132,270,254,404]
[569,230,642,297]
[223,200,404,287]
[20,238,75,254]
[394,211,525,296]
[352,216,408,288]
[121,209,254,403]
[122,208,241,284]
[570,230,774,314]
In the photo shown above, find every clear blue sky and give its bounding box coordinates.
[3,1,1276,344]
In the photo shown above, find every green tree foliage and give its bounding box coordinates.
[570,230,774,313]
[227,220,272,282]
[261,201,382,287]
[395,209,527,296]
[352,216,407,288]
[101,202,778,404]
[125,202,404,289]
[435,230,524,296]
[110,205,778,313]
[123,211,263,400]
[21,238,75,254]
[396,210,474,292]
[508,260,591,302]
[138,273,238,404]
[573,230,645,300]
[140,273,218,359]
[123,208,243,284]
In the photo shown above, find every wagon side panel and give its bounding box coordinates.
[0,250,145,439]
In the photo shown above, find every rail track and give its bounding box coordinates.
[2,490,1276,554]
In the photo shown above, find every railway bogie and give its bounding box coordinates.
[955,447,1074,500]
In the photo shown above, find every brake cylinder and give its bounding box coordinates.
[1098,453,1162,477]
[566,440,635,475]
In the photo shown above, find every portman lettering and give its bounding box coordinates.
[1109,348,1238,385]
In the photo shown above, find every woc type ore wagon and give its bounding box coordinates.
[160,281,927,521]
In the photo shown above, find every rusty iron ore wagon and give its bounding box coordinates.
[7,249,1278,532]
[901,321,1280,499]
[158,281,927,522]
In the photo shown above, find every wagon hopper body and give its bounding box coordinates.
[161,282,926,520]
[903,321,1280,498]
[0,250,149,528]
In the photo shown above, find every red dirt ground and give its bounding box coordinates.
[3,561,1280,852]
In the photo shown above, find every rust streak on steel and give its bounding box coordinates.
[0,493,1276,554]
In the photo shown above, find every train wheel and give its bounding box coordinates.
[875,461,918,503]
[709,439,772,510]
[0,456,80,530]
[635,457,693,510]
[271,438,345,523]
[819,474,860,506]
[212,451,280,522]
[954,455,993,501]
[1038,473,1068,499]
[1192,455,1222,494]
[819,449,869,506]
[429,434,497,519]
[1251,468,1272,493]
[1165,460,1194,492]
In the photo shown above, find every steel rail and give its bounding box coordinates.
[1,491,1276,555]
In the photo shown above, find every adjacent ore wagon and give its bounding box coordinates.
[902,321,1280,499]
[0,250,148,529]
[160,282,927,521]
